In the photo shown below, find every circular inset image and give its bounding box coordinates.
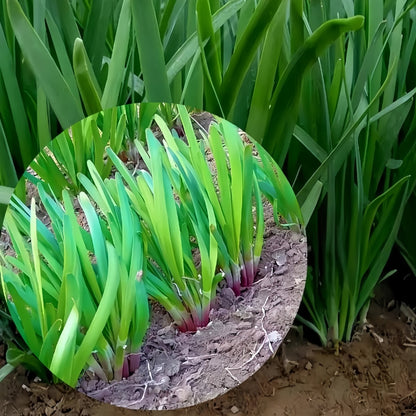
[0,104,307,410]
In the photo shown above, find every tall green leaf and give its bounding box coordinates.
[220,0,283,116]
[263,16,364,165]
[131,0,171,101]
[73,37,103,115]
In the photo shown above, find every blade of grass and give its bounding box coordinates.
[44,9,79,100]
[0,21,35,168]
[29,199,47,339]
[49,303,78,382]
[70,243,121,386]
[245,0,288,139]
[296,61,399,206]
[50,0,80,51]
[264,16,364,165]
[82,0,114,75]
[181,0,203,108]
[196,0,222,113]
[166,0,245,84]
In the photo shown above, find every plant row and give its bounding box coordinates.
[0,108,302,386]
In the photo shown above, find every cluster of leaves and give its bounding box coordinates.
[289,0,416,347]
[0,107,302,384]
[25,106,127,196]
[22,102,186,199]
[0,0,415,364]
[1,177,149,386]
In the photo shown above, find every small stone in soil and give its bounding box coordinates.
[157,325,175,336]
[45,399,56,407]
[154,356,180,377]
[268,330,282,343]
[174,385,193,402]
[286,248,298,257]
[217,342,233,353]
[44,407,54,416]
[230,405,240,413]
[305,361,313,370]
[252,330,265,342]
[273,251,287,266]
[236,321,252,330]
[234,309,253,320]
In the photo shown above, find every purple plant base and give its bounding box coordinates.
[241,258,259,288]
[224,262,244,296]
[128,353,141,374]
[176,302,212,333]
[121,352,142,379]
[227,256,260,296]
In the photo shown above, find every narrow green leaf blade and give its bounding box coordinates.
[73,38,103,115]
[131,0,171,101]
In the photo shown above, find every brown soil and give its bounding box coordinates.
[1,296,416,416]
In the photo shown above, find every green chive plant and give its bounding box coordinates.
[287,0,416,347]
[156,106,266,297]
[158,106,303,295]
[0,297,49,382]
[83,143,222,332]
[1,180,149,386]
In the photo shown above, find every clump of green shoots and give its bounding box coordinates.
[106,132,222,332]
[1,103,303,390]
[160,106,266,296]
[159,106,303,295]
[0,178,149,387]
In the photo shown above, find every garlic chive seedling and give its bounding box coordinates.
[164,106,268,296]
[168,107,303,294]
[107,130,222,332]
[1,180,149,387]
[77,166,150,380]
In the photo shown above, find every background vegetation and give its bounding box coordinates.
[0,0,415,378]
